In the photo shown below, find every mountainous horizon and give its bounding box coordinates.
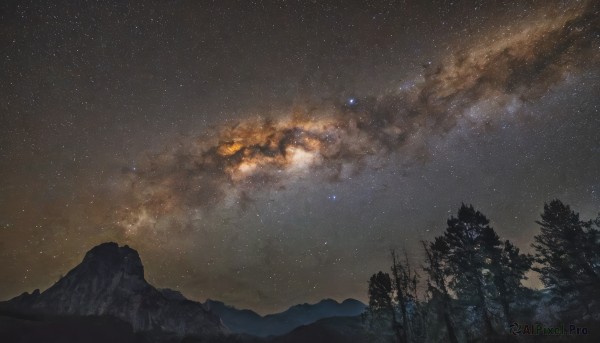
[0,242,366,318]
[1,242,226,339]
[204,297,366,337]
[0,242,367,341]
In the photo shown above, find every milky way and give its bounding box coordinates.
[1,0,599,313]
[119,1,598,236]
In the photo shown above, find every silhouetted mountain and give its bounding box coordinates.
[204,300,264,335]
[1,242,226,339]
[269,315,376,343]
[204,298,366,337]
[0,242,371,342]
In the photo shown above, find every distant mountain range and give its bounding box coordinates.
[0,242,367,342]
[204,297,366,337]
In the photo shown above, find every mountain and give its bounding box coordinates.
[204,300,264,335]
[204,298,366,337]
[0,241,368,342]
[1,242,226,339]
[269,316,376,343]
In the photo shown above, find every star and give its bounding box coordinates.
[0,0,598,315]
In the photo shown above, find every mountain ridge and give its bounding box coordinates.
[1,242,367,341]
[204,297,366,337]
[2,242,226,338]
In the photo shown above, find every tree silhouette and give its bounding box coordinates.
[489,240,533,325]
[438,204,498,336]
[390,250,420,343]
[532,199,600,317]
[366,271,399,339]
[422,240,458,343]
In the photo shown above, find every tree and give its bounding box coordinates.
[422,240,458,343]
[424,203,535,340]
[439,204,499,336]
[390,250,420,343]
[532,200,600,317]
[489,240,533,324]
[366,271,399,338]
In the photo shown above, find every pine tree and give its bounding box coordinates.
[489,240,533,324]
[426,204,535,339]
[532,200,600,317]
[439,204,499,336]
[422,240,458,343]
[366,271,400,339]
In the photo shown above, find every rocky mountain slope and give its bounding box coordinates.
[2,242,226,339]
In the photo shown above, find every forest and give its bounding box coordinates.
[364,200,600,342]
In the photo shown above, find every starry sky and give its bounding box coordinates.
[1,0,599,314]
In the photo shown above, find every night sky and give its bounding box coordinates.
[1,0,599,314]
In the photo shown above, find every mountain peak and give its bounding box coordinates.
[79,242,144,279]
[341,298,363,305]
[4,242,225,338]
